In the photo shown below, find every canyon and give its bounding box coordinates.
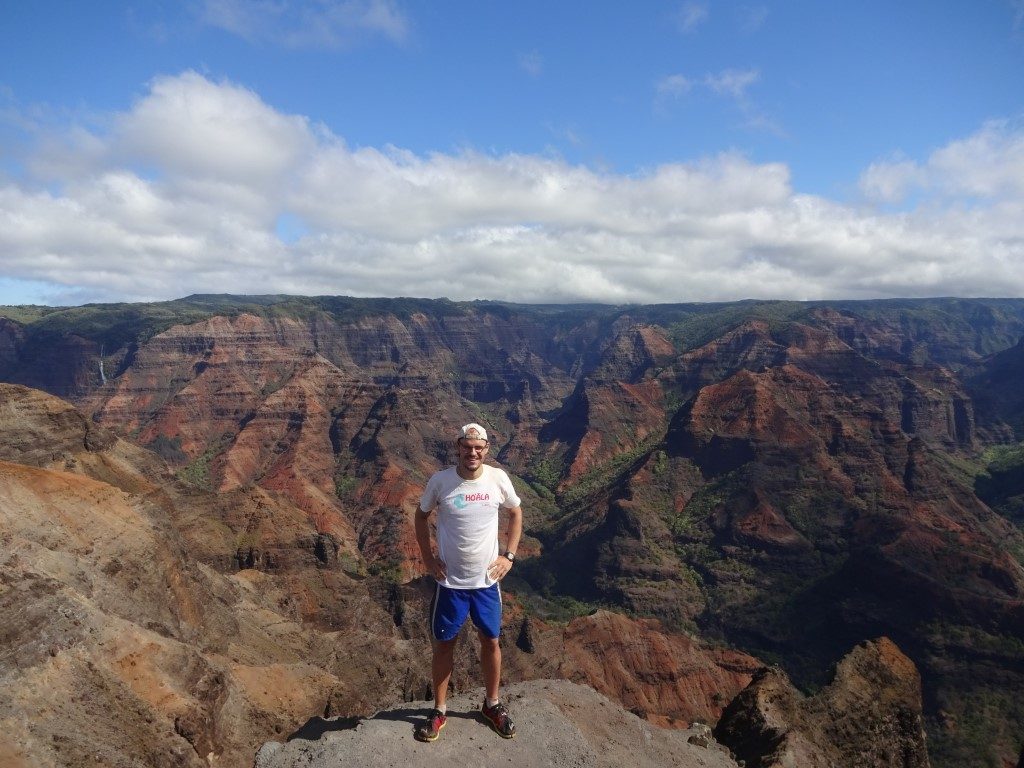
[3,295,1024,766]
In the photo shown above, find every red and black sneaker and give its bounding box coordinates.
[481,700,516,738]
[414,708,447,742]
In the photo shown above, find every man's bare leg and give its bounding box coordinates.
[479,631,501,702]
[432,638,457,709]
[415,638,456,742]
[478,631,515,737]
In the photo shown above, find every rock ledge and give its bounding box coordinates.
[255,679,739,768]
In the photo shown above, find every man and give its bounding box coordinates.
[413,422,523,742]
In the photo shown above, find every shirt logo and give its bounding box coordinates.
[453,492,491,509]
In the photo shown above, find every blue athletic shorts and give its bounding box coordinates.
[429,582,502,641]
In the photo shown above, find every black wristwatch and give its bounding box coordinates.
[503,551,516,563]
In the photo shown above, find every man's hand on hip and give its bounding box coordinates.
[487,556,513,581]
[428,556,447,581]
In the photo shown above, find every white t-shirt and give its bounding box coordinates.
[419,465,522,589]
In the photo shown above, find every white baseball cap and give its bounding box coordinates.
[458,423,488,442]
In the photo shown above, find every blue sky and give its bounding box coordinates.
[1,1,1023,305]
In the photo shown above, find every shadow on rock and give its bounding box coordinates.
[287,716,361,741]
[287,706,484,743]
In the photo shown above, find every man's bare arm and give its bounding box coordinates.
[488,505,523,581]
[504,505,522,558]
[414,507,446,581]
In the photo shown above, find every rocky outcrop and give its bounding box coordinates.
[665,358,1024,627]
[662,320,789,398]
[714,638,929,768]
[0,316,24,371]
[0,384,428,767]
[0,382,118,463]
[808,302,1024,368]
[254,680,741,768]
[0,327,102,397]
[967,335,1024,440]
[546,610,760,727]
[537,322,674,482]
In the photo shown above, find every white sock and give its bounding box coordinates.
[486,697,499,708]
[435,704,447,715]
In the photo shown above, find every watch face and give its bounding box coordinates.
[505,552,515,562]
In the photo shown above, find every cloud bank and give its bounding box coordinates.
[1,72,1023,305]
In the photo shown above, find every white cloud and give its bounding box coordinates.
[656,74,692,98]
[859,158,925,204]
[200,0,410,48]
[1,72,1023,305]
[929,120,1024,197]
[676,2,709,34]
[860,120,1024,203]
[738,5,769,33]
[657,67,775,133]
[119,73,315,190]
[703,68,760,99]
[519,50,543,77]
[555,125,583,147]
[656,68,760,102]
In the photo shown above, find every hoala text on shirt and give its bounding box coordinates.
[453,491,492,508]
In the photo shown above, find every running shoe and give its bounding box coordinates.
[481,700,516,738]
[414,708,447,742]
